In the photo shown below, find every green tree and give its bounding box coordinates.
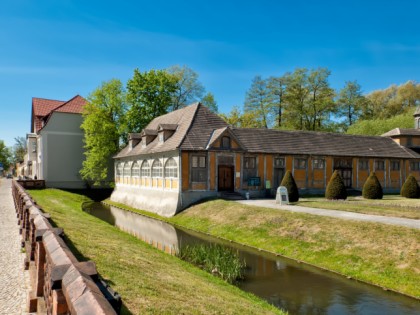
[126,69,178,133]
[12,136,26,163]
[201,92,218,113]
[244,75,273,128]
[0,140,12,173]
[362,172,383,199]
[220,106,266,128]
[167,65,205,110]
[337,81,367,130]
[400,174,420,198]
[283,69,309,130]
[305,68,335,130]
[280,170,299,202]
[347,108,415,135]
[80,79,127,186]
[325,170,347,200]
[267,75,288,128]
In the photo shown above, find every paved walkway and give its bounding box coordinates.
[0,179,31,315]
[237,199,420,229]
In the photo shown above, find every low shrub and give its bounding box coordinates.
[400,174,420,198]
[362,172,383,199]
[280,170,299,202]
[177,243,246,284]
[325,170,347,200]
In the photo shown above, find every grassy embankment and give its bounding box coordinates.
[28,189,283,315]
[296,195,420,219]
[106,198,420,299]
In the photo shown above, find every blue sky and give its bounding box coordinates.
[1,0,419,147]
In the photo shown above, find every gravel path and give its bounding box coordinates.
[237,199,420,229]
[0,179,31,315]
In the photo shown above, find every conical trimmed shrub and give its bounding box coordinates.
[400,175,420,198]
[325,170,347,200]
[280,170,299,202]
[362,172,383,199]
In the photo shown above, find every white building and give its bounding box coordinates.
[25,95,87,188]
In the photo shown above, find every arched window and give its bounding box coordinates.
[152,159,163,177]
[116,162,123,176]
[131,161,140,177]
[164,158,178,178]
[123,162,131,177]
[140,160,150,177]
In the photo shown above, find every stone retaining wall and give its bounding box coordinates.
[12,180,121,315]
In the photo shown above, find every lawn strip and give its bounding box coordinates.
[28,189,284,315]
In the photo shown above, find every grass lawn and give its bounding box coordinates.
[296,195,420,219]
[106,198,420,299]
[28,189,284,315]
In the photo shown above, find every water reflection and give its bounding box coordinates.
[84,202,420,315]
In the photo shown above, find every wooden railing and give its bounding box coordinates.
[12,180,121,315]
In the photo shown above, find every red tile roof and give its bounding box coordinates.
[31,95,87,133]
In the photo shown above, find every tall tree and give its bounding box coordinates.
[167,65,205,110]
[305,68,335,130]
[220,106,265,128]
[337,81,366,130]
[283,68,309,130]
[267,75,288,128]
[201,92,218,113]
[80,79,127,186]
[0,140,12,173]
[12,136,26,163]
[126,69,178,133]
[244,75,272,128]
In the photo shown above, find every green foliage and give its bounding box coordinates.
[336,80,367,130]
[167,65,205,111]
[0,140,12,171]
[362,81,420,120]
[400,175,420,199]
[325,170,347,200]
[244,75,273,128]
[80,79,127,186]
[280,170,299,202]
[362,172,383,199]
[12,136,26,163]
[220,106,266,128]
[201,92,218,113]
[126,68,178,133]
[346,109,415,135]
[177,243,246,284]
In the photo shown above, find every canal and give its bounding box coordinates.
[84,202,420,315]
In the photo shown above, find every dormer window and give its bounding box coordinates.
[221,136,231,149]
[158,132,164,143]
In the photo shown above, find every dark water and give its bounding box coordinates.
[84,202,420,315]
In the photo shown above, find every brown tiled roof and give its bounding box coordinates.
[382,128,420,137]
[115,103,202,158]
[54,95,86,114]
[115,103,420,160]
[232,128,420,159]
[31,95,86,133]
[158,124,178,131]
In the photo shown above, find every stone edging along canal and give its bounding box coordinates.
[101,201,420,302]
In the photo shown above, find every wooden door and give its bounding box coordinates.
[273,167,285,190]
[218,166,234,191]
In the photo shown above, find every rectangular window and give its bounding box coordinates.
[243,157,257,183]
[390,160,400,171]
[410,161,420,171]
[274,157,285,168]
[312,158,325,169]
[294,158,307,170]
[359,159,369,170]
[375,160,385,171]
[191,155,207,182]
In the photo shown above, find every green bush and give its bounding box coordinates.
[280,170,299,202]
[400,175,420,198]
[362,172,383,199]
[325,170,347,200]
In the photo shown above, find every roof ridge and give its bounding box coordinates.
[52,94,83,112]
[32,97,65,103]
